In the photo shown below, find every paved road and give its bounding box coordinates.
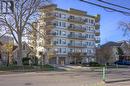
[0,71,103,86]
[0,68,130,86]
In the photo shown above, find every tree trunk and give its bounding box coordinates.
[45,53,49,64]
[7,52,9,67]
[17,35,22,65]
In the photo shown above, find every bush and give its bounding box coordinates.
[31,56,38,66]
[89,62,102,67]
[22,57,31,65]
[40,64,55,71]
[41,64,54,68]
[81,63,89,67]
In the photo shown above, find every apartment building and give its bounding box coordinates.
[29,4,100,65]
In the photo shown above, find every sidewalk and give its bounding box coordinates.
[57,65,101,72]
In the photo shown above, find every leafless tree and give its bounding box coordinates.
[119,21,130,37]
[68,52,82,64]
[0,0,43,65]
[96,46,113,65]
[0,26,9,39]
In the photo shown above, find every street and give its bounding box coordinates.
[0,71,102,86]
[0,68,130,86]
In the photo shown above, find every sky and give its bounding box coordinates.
[53,0,130,44]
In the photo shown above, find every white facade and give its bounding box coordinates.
[31,5,100,65]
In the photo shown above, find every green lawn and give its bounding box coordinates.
[0,64,63,72]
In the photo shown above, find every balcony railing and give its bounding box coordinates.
[95,32,100,36]
[95,40,100,43]
[95,29,100,33]
[42,13,56,21]
[68,25,86,32]
[95,24,100,30]
[68,34,86,39]
[45,22,55,28]
[46,32,56,36]
[68,17,85,24]
[68,43,82,47]
[68,43,88,48]
[68,52,87,56]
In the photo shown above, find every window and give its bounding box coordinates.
[85,18,88,22]
[88,42,91,46]
[91,20,94,24]
[59,48,62,53]
[59,13,62,18]
[55,13,59,17]
[70,16,74,19]
[89,34,91,38]
[87,27,90,31]
[91,34,94,38]
[55,30,58,35]
[59,30,61,35]
[62,22,66,27]
[86,42,89,46]
[59,22,62,26]
[70,32,74,35]
[70,24,74,27]
[59,39,62,44]
[55,21,58,26]
[88,50,91,54]
[89,19,91,23]
[62,39,66,44]
[86,34,88,38]
[79,33,82,37]
[70,48,74,52]
[62,14,66,19]
[62,31,66,36]
[62,48,66,53]
[56,39,59,44]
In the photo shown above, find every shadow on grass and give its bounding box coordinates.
[106,78,130,84]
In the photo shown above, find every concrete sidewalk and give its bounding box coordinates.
[58,65,101,72]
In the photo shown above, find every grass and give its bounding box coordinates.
[0,64,62,72]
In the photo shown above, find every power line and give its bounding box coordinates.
[98,0,130,11]
[80,0,130,16]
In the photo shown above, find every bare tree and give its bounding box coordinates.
[96,46,113,65]
[68,52,82,64]
[2,43,13,66]
[119,21,130,37]
[0,0,42,65]
[0,27,8,39]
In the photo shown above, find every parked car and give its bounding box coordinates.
[114,60,130,65]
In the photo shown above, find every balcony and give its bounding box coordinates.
[68,43,84,48]
[42,13,56,21]
[53,41,57,45]
[68,17,85,24]
[95,32,100,36]
[68,34,86,40]
[95,14,100,22]
[45,22,55,29]
[46,32,56,36]
[95,24,100,30]
[68,52,87,56]
[68,25,86,32]
[96,40,100,43]
[95,29,100,33]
